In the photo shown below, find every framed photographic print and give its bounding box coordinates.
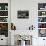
[17,10,29,19]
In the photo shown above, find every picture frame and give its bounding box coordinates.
[17,10,29,19]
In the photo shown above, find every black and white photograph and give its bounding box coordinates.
[17,11,29,19]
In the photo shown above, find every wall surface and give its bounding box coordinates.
[11,0,38,30]
[11,0,46,30]
[11,0,46,46]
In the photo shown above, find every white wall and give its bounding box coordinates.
[11,0,46,29]
[11,0,46,46]
[11,0,38,30]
